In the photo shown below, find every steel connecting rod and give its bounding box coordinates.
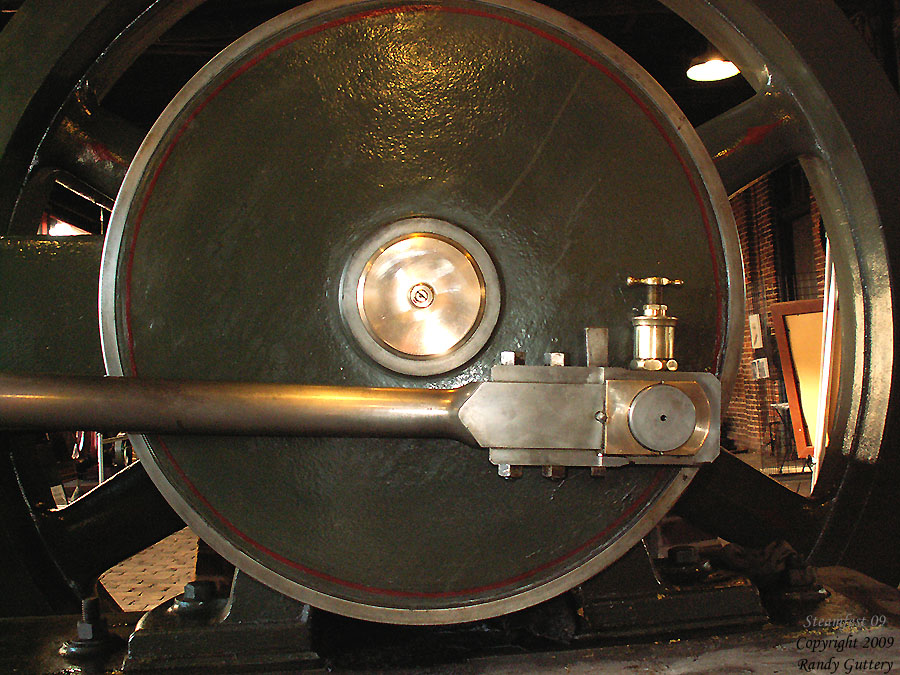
[0,373,478,444]
[0,369,720,467]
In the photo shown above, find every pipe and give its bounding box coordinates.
[0,373,479,445]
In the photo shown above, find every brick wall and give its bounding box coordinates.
[723,178,825,452]
[810,197,827,297]
[725,181,778,451]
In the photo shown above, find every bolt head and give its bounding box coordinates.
[541,465,567,480]
[668,545,700,565]
[497,464,523,479]
[76,619,107,641]
[594,411,608,423]
[500,351,524,366]
[631,358,664,371]
[407,282,435,308]
[543,352,565,367]
[183,580,216,602]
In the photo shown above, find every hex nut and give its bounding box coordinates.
[541,465,567,480]
[630,358,680,372]
[668,545,700,565]
[81,596,101,621]
[76,619,106,641]
[183,580,216,602]
[500,351,525,365]
[631,358,664,371]
[544,352,566,367]
[497,464,523,479]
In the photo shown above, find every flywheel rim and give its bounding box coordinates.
[98,0,737,623]
[662,0,898,524]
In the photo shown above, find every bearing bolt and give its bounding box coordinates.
[543,352,565,367]
[542,465,567,480]
[497,463,523,479]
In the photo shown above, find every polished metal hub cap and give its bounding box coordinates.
[341,218,501,375]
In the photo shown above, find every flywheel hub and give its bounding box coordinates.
[341,218,501,375]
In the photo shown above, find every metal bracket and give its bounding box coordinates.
[465,365,720,473]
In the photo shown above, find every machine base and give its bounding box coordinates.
[124,571,320,672]
[4,563,898,673]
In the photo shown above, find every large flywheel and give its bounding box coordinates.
[99,0,738,623]
[1,0,900,626]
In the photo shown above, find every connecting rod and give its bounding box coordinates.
[0,373,479,444]
[0,368,720,466]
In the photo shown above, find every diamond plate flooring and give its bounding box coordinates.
[100,527,198,612]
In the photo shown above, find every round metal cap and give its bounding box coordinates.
[362,235,483,356]
[628,384,697,452]
[341,218,501,375]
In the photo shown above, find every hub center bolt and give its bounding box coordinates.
[408,283,435,309]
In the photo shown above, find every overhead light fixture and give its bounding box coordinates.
[686,47,740,82]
